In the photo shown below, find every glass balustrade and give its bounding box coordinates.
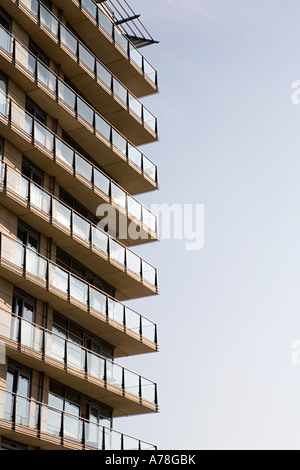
[0,389,156,449]
[2,166,158,287]
[2,163,157,286]
[108,298,124,325]
[49,264,69,293]
[0,234,157,344]
[125,307,141,335]
[127,251,142,277]
[14,1,158,133]
[13,36,157,180]
[0,88,157,233]
[0,310,157,404]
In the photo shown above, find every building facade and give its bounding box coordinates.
[0,0,159,450]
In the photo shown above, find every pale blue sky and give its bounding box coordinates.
[114,0,300,450]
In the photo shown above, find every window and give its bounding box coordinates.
[62,130,96,166]
[61,131,110,183]
[25,97,47,125]
[12,288,36,323]
[17,221,40,252]
[59,188,98,225]
[4,361,31,426]
[52,312,83,346]
[11,288,36,348]
[22,157,43,186]
[1,439,27,450]
[85,400,112,448]
[88,402,112,429]
[0,136,3,161]
[41,0,52,9]
[0,71,7,116]
[56,248,115,297]
[29,38,49,67]
[53,312,114,359]
[47,381,82,441]
[0,7,11,32]
[47,380,112,442]
[64,76,92,105]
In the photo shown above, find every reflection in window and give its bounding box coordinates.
[4,361,31,427]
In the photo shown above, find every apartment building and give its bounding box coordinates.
[0,0,159,450]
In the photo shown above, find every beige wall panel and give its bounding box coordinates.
[0,205,18,236]
[0,277,13,314]
[3,139,22,171]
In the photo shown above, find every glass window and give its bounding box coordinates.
[4,361,31,426]
[0,7,11,32]
[59,188,97,225]
[1,439,27,450]
[29,38,49,66]
[22,156,43,186]
[88,404,111,429]
[41,0,52,9]
[53,312,114,359]
[25,97,47,125]
[17,221,40,252]
[12,288,35,322]
[55,248,115,298]
[0,71,7,116]
[48,381,81,441]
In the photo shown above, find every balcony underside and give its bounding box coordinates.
[1,0,157,146]
[0,262,157,358]
[0,422,85,450]
[0,188,158,300]
[0,54,157,196]
[4,0,157,98]
[1,339,157,417]
[51,0,158,98]
[0,122,158,246]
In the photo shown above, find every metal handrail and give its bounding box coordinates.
[0,23,158,183]
[0,387,157,449]
[0,231,158,345]
[0,160,158,285]
[0,89,158,233]
[3,310,158,404]
[17,0,158,131]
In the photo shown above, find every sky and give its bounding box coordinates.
[113,0,300,450]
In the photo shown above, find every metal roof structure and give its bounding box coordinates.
[95,0,159,48]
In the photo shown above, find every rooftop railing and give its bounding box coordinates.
[0,388,156,449]
[0,24,158,184]
[0,161,158,288]
[0,310,158,406]
[0,232,158,345]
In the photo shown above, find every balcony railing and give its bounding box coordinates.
[16,0,157,88]
[78,0,158,87]
[0,310,157,405]
[0,92,157,235]
[0,233,158,345]
[15,0,157,134]
[0,24,158,184]
[0,161,158,288]
[0,389,156,449]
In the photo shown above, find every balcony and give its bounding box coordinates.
[0,389,156,450]
[0,162,158,299]
[0,233,158,357]
[49,0,158,97]
[0,26,158,194]
[0,95,158,245]
[0,310,158,417]
[1,0,158,145]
